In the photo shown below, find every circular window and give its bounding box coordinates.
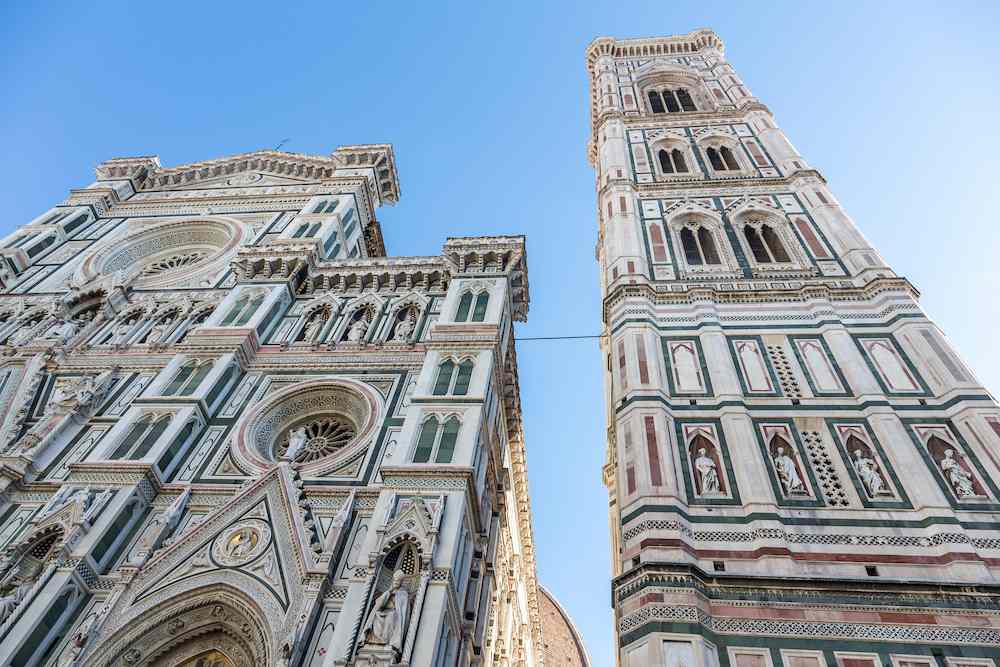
[75,218,246,289]
[232,379,382,475]
[275,414,357,463]
[139,251,209,277]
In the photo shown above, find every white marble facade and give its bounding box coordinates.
[0,147,544,666]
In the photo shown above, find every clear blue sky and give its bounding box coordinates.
[3,2,1000,663]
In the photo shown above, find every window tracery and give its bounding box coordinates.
[275,415,357,463]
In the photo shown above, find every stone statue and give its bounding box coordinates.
[0,581,28,623]
[391,315,414,343]
[939,448,976,498]
[302,311,327,342]
[358,569,410,659]
[852,449,887,497]
[43,319,78,345]
[773,446,805,494]
[112,322,133,345]
[347,318,369,343]
[693,448,720,495]
[283,426,308,462]
[144,315,175,345]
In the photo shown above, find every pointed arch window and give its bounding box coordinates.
[111,414,171,460]
[313,199,338,214]
[679,225,721,266]
[744,224,791,263]
[221,291,266,327]
[657,148,689,175]
[647,88,697,114]
[433,359,474,396]
[706,147,725,171]
[456,291,489,323]
[413,416,461,464]
[163,360,213,396]
[456,293,473,322]
[706,145,741,172]
[471,292,489,322]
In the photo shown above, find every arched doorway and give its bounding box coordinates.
[84,587,269,667]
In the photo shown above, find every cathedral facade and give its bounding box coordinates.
[0,146,546,666]
[588,29,1000,666]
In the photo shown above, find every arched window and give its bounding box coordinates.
[658,149,674,174]
[220,294,249,326]
[433,360,456,396]
[164,361,213,396]
[647,90,665,114]
[706,147,725,171]
[432,359,474,396]
[657,148,689,175]
[313,199,338,214]
[455,292,473,322]
[675,88,697,111]
[671,148,688,172]
[697,227,720,264]
[471,292,489,322]
[680,226,722,266]
[744,225,770,263]
[292,224,309,239]
[453,360,474,395]
[720,146,740,170]
[680,228,702,265]
[744,224,791,264]
[412,416,461,464]
[647,88,697,114]
[761,225,790,262]
[112,414,171,460]
[226,292,265,327]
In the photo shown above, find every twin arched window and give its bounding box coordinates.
[743,224,791,263]
[221,292,266,327]
[163,361,213,396]
[312,199,338,214]
[706,146,740,171]
[657,148,688,174]
[292,222,322,238]
[111,414,171,460]
[456,291,488,323]
[413,416,460,464]
[647,88,697,113]
[433,359,474,396]
[679,226,721,266]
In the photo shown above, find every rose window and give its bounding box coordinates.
[232,379,382,475]
[275,415,357,463]
[140,252,209,277]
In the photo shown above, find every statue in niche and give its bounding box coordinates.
[144,313,176,345]
[939,448,976,498]
[346,317,369,343]
[693,448,720,495]
[852,449,887,497]
[0,557,43,623]
[358,569,410,660]
[43,318,79,345]
[111,320,134,345]
[300,309,328,343]
[391,308,417,343]
[773,446,805,494]
[9,320,43,346]
[283,426,308,462]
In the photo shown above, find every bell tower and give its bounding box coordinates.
[588,29,1000,666]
